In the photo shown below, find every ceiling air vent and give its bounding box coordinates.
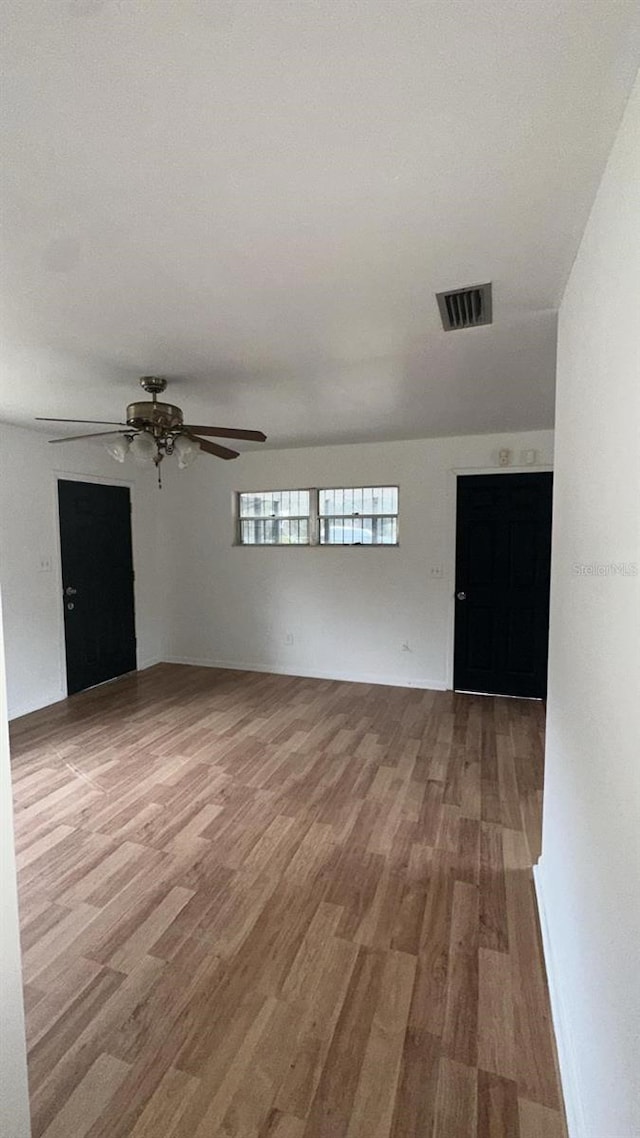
[436,282,492,331]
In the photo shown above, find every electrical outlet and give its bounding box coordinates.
[37,556,52,573]
[284,633,294,646]
[429,566,444,579]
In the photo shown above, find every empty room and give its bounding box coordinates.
[1,4,639,1138]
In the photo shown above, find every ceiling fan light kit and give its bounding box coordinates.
[129,430,158,467]
[104,436,130,463]
[174,434,200,469]
[36,376,267,487]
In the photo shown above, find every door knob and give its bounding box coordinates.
[456,591,467,601]
[65,586,77,596]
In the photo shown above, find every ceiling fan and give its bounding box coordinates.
[37,376,266,484]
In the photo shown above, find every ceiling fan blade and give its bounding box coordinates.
[184,425,267,442]
[36,417,127,425]
[48,431,132,444]
[186,432,239,460]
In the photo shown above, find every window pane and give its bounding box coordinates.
[240,518,309,545]
[239,490,310,519]
[319,515,397,545]
[381,517,397,543]
[318,486,397,517]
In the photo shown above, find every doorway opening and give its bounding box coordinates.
[453,471,553,698]
[57,478,137,696]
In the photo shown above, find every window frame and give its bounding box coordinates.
[234,488,312,547]
[234,485,400,547]
[317,484,400,547]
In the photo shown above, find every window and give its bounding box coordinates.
[237,489,310,545]
[235,486,399,546]
[319,486,398,545]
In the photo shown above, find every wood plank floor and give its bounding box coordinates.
[10,664,566,1138]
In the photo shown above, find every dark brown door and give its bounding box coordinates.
[58,479,136,696]
[453,472,553,698]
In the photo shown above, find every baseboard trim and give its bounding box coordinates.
[534,861,586,1138]
[163,655,448,692]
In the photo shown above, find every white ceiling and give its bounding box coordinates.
[2,1,639,449]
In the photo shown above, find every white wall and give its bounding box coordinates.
[0,588,31,1137]
[0,424,166,719]
[536,74,640,1138]
[162,429,553,688]
[0,421,553,714]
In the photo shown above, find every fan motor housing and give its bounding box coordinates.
[126,401,184,431]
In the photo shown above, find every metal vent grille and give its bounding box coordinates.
[436,282,492,330]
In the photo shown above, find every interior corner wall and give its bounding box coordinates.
[160,428,554,689]
[0,423,167,720]
[0,587,31,1137]
[535,73,640,1138]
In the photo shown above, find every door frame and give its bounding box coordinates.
[444,465,553,692]
[51,469,137,699]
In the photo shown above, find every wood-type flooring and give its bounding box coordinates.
[10,663,566,1138]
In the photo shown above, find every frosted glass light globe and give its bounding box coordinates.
[174,435,200,469]
[105,436,131,463]
[129,431,157,467]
